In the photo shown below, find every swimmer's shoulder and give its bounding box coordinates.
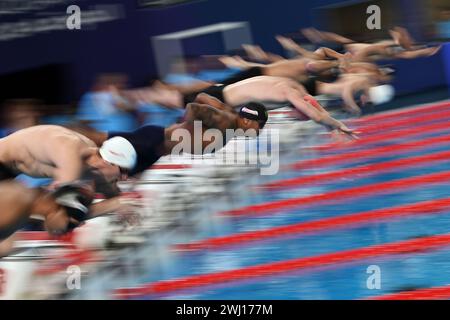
[26,125,97,148]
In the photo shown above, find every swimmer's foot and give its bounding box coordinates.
[301,28,323,43]
[394,26,415,49]
[218,56,248,69]
[389,29,402,47]
[425,46,442,56]
[276,35,300,52]
[242,44,268,62]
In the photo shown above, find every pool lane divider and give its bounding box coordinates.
[312,118,450,154]
[289,133,450,171]
[223,170,450,217]
[350,101,450,126]
[176,197,450,252]
[264,149,450,191]
[369,284,450,300]
[356,103,450,137]
[114,233,450,298]
[313,105,450,153]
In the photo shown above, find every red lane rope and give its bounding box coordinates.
[114,234,450,298]
[150,164,193,170]
[369,285,450,300]
[223,170,450,217]
[350,101,450,126]
[35,250,97,275]
[313,104,450,153]
[264,149,450,191]
[16,231,74,243]
[355,104,450,137]
[313,119,450,154]
[177,198,450,252]
[290,133,450,171]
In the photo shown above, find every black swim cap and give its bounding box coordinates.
[239,102,268,128]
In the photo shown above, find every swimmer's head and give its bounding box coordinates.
[237,102,268,134]
[368,84,395,105]
[87,137,137,182]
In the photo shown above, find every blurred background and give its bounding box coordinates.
[0,0,450,300]
[1,0,449,128]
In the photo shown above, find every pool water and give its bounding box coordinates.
[134,100,450,300]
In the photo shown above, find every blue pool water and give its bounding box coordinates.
[137,103,450,300]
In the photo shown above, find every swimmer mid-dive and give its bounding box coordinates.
[281,27,441,62]
[0,125,138,241]
[68,93,269,177]
[128,76,357,139]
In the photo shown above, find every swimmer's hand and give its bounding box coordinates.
[333,125,360,141]
[426,46,442,56]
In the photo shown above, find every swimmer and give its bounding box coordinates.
[276,35,347,61]
[133,76,357,138]
[0,125,138,235]
[218,55,342,84]
[291,27,441,62]
[68,94,269,176]
[0,125,134,185]
[0,181,84,245]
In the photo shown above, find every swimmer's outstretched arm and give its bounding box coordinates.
[286,90,357,138]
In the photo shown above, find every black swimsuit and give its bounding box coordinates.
[183,84,227,106]
[182,67,265,106]
[108,125,165,176]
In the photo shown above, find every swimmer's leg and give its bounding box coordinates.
[396,46,441,59]
[306,59,339,74]
[315,29,355,44]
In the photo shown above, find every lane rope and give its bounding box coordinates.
[177,197,450,252]
[114,234,450,298]
[223,170,450,217]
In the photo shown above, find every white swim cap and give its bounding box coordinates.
[368,85,395,105]
[99,136,137,169]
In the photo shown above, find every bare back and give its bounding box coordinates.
[224,76,301,106]
[0,125,97,181]
[264,59,310,82]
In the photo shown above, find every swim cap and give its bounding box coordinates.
[368,85,395,105]
[239,102,268,128]
[99,136,137,169]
